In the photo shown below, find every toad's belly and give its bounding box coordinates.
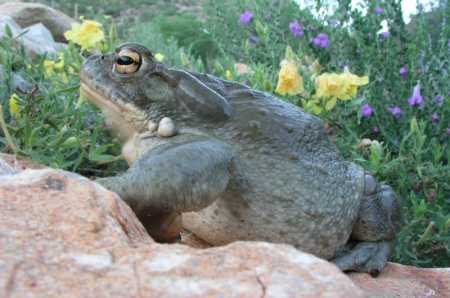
[183,193,355,260]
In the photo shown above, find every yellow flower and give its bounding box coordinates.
[225,70,233,80]
[339,70,369,100]
[9,93,21,117]
[154,53,165,62]
[275,59,304,96]
[43,53,65,78]
[315,71,368,101]
[64,20,105,50]
[55,53,65,70]
[43,59,56,77]
[60,73,69,84]
[68,66,76,74]
[315,73,343,99]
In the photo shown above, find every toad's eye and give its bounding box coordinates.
[114,49,141,74]
[117,56,134,65]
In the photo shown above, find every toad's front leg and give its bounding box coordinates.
[97,138,236,242]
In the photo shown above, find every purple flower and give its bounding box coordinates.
[435,95,444,106]
[408,84,424,107]
[379,31,390,39]
[312,33,330,48]
[373,126,380,134]
[431,112,440,123]
[361,104,374,118]
[289,21,304,38]
[447,128,450,136]
[374,7,385,15]
[388,106,403,118]
[448,39,450,47]
[399,66,408,78]
[239,10,253,25]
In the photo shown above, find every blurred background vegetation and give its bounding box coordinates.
[1,0,449,267]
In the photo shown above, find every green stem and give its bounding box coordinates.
[416,221,434,246]
[0,104,18,154]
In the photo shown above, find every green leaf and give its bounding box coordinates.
[285,46,299,63]
[88,151,116,163]
[415,201,427,219]
[325,97,337,111]
[61,136,79,148]
[349,97,365,106]
[255,20,267,38]
[410,117,419,134]
[369,141,383,169]
[5,25,13,38]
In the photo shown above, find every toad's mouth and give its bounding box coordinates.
[80,77,127,115]
[80,78,145,141]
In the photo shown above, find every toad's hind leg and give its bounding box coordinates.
[332,174,402,276]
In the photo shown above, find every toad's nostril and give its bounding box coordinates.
[101,55,105,60]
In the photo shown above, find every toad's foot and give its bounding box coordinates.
[332,241,392,276]
[333,174,401,276]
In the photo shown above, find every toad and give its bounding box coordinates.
[80,43,401,275]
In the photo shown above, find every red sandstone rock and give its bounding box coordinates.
[0,153,46,171]
[350,263,450,298]
[0,155,449,298]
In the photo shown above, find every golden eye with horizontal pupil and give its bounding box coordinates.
[114,50,141,74]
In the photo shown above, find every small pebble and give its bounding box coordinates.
[357,138,373,149]
[157,117,177,137]
[147,120,158,133]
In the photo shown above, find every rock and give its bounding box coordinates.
[0,153,46,171]
[350,263,450,298]
[157,117,177,137]
[0,157,364,298]
[0,15,20,36]
[0,16,65,57]
[0,65,35,94]
[178,232,450,298]
[0,158,15,174]
[24,21,54,43]
[1,154,449,298]
[20,22,66,57]
[0,2,76,42]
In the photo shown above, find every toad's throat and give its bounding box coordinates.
[80,81,147,142]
